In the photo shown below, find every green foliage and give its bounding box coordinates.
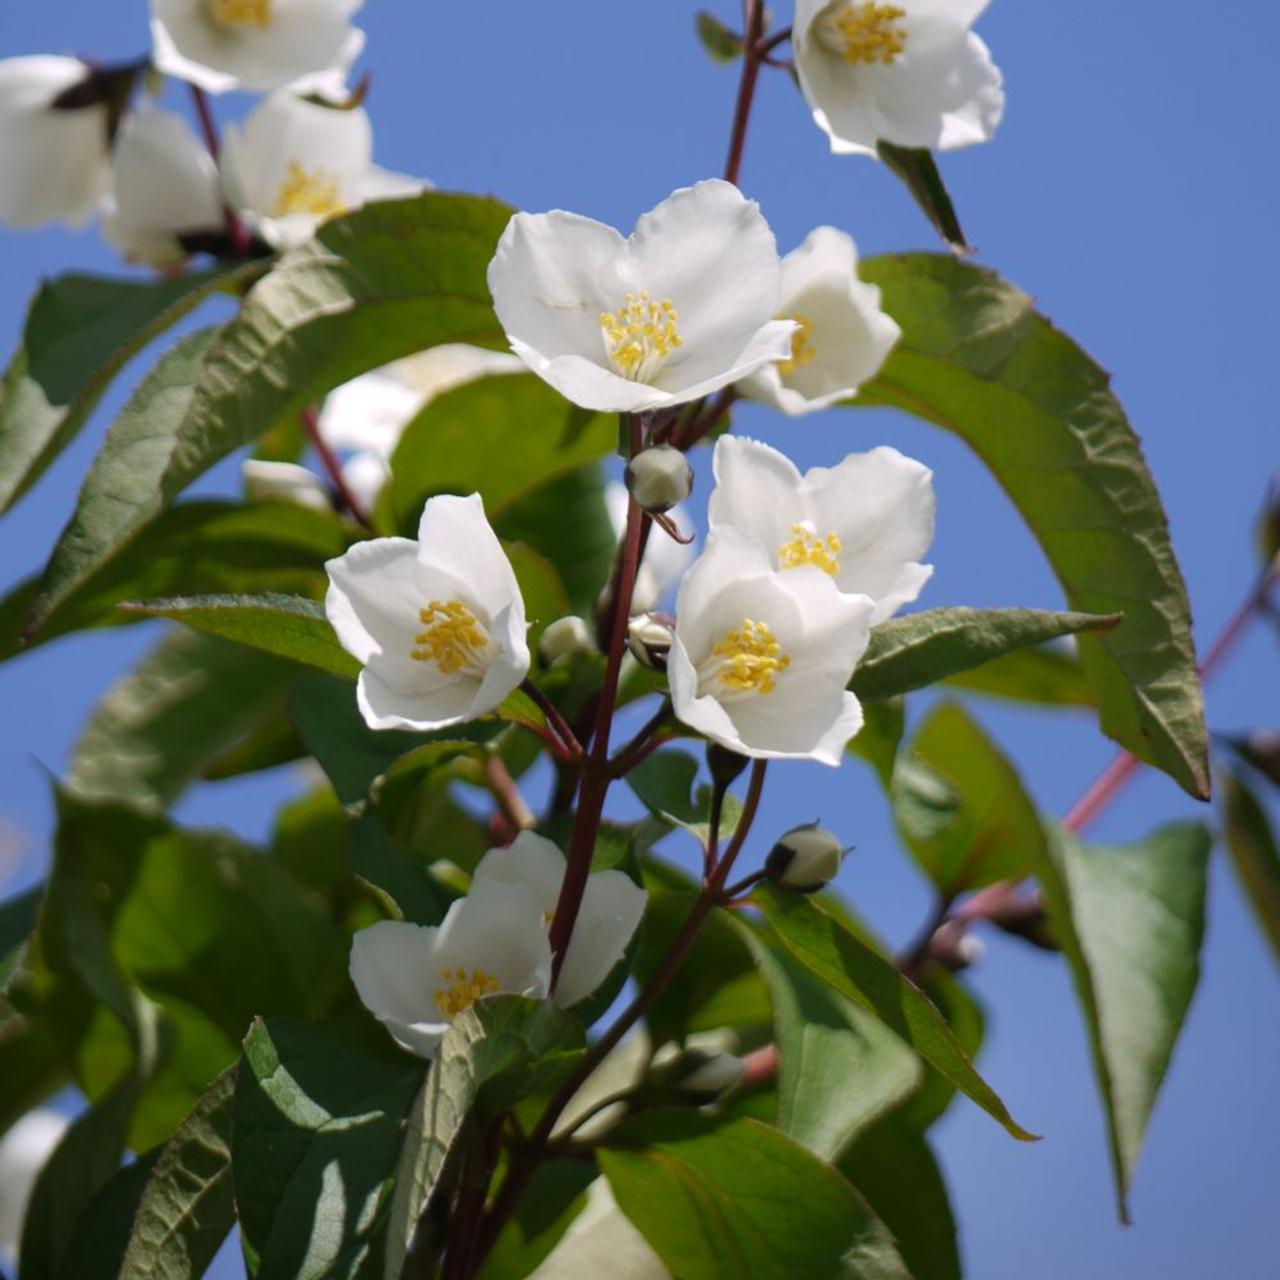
[1034,822,1211,1220]
[695,11,744,62]
[599,1109,912,1279]
[852,606,1115,702]
[857,253,1209,799]
[0,264,261,514]
[233,1018,422,1279]
[875,143,970,253]
[124,592,362,679]
[384,998,585,1278]
[754,884,1036,1142]
[1221,769,1280,964]
[941,641,1094,707]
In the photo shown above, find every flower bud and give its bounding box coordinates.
[625,445,693,514]
[241,459,332,513]
[675,1048,746,1099]
[539,615,597,665]
[764,823,848,892]
[627,611,674,671]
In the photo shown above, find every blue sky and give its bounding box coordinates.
[2,3,1278,1276]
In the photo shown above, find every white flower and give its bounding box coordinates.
[102,108,223,267]
[349,878,553,1059]
[669,528,874,765]
[708,435,934,624]
[488,179,796,413]
[0,56,110,228]
[325,493,530,731]
[736,227,900,415]
[605,483,694,615]
[527,1178,670,1280]
[349,832,646,1058]
[150,0,364,95]
[472,831,646,1008]
[794,0,1004,156]
[319,345,524,507]
[241,459,331,512]
[0,1109,68,1265]
[221,92,423,250]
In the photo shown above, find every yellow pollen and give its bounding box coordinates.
[832,3,908,66]
[778,522,842,576]
[600,291,683,381]
[711,618,791,696]
[211,0,271,28]
[270,162,345,219]
[434,966,501,1018]
[779,314,817,376]
[410,600,488,673]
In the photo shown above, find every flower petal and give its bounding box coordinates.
[473,830,567,917]
[325,536,425,666]
[555,870,647,1008]
[349,919,449,1057]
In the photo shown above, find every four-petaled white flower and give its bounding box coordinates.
[350,831,646,1058]
[150,0,365,95]
[0,56,111,229]
[221,91,423,250]
[319,345,524,507]
[708,435,934,624]
[794,0,1004,157]
[488,179,796,413]
[325,492,530,731]
[669,527,874,765]
[102,108,224,267]
[736,227,900,416]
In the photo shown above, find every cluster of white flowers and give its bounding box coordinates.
[0,1,420,260]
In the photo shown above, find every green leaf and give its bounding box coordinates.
[856,253,1209,799]
[892,701,1043,897]
[477,1160,595,1280]
[233,1018,422,1280]
[850,606,1117,702]
[695,10,744,61]
[1034,822,1210,1221]
[119,1067,237,1280]
[1221,769,1280,964]
[626,749,701,825]
[0,885,42,989]
[840,1117,961,1280]
[123,592,361,679]
[848,698,904,787]
[899,968,985,1131]
[599,1110,912,1280]
[754,884,1035,1142]
[64,628,295,812]
[1,499,350,663]
[388,374,613,531]
[876,143,970,253]
[55,1150,161,1280]
[942,641,1094,707]
[744,929,922,1161]
[26,327,222,635]
[350,812,451,926]
[0,264,261,514]
[202,709,305,781]
[384,997,585,1279]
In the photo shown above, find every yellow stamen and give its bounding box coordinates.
[434,966,501,1018]
[600,291,683,382]
[831,3,907,66]
[778,522,842,576]
[410,600,489,674]
[270,162,345,219]
[779,314,817,376]
[210,0,271,29]
[711,618,791,696]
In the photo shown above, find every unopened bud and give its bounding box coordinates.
[625,445,693,514]
[241,459,331,513]
[627,611,674,671]
[927,919,987,972]
[539,615,597,665]
[764,823,848,892]
[676,1049,746,1099]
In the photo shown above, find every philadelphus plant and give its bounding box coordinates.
[794,0,1004,156]
[324,493,531,731]
[221,91,423,249]
[150,0,365,95]
[350,833,646,1058]
[0,57,112,229]
[736,226,901,416]
[488,179,797,413]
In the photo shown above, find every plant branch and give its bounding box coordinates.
[483,755,535,836]
[723,1,767,187]
[520,679,585,763]
[300,405,374,531]
[608,699,673,778]
[188,83,250,257]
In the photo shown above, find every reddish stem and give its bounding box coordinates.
[300,405,374,531]
[188,83,250,257]
[723,0,766,187]
[520,679,585,763]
